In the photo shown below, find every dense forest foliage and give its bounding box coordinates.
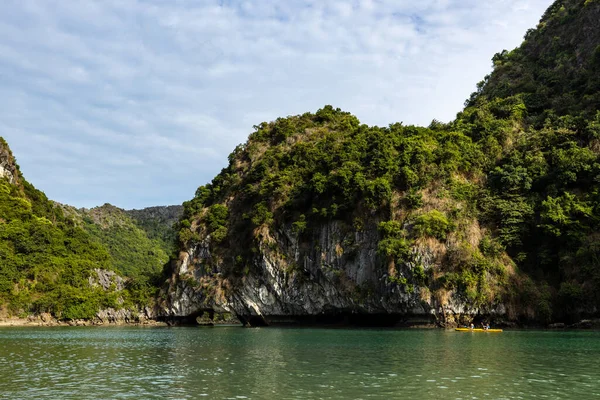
[125,206,183,254]
[177,0,600,323]
[61,204,180,305]
[0,148,177,319]
[0,152,115,319]
[456,0,600,319]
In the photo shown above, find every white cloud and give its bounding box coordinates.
[0,0,552,209]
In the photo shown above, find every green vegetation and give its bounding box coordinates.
[75,205,174,303]
[413,210,453,241]
[377,221,410,262]
[454,0,600,320]
[0,145,177,319]
[125,206,183,252]
[0,161,115,319]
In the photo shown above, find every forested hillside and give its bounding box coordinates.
[125,205,183,253]
[60,203,181,305]
[168,0,600,324]
[0,139,120,319]
[455,0,600,320]
[0,141,179,320]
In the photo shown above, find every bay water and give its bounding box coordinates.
[1,327,599,399]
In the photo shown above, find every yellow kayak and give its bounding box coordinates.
[455,328,503,332]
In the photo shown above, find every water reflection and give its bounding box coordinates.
[1,327,600,399]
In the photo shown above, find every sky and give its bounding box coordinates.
[0,0,552,210]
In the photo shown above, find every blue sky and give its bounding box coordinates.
[0,0,552,210]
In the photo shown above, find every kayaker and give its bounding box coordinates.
[470,323,474,330]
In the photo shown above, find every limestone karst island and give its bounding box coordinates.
[2,0,600,398]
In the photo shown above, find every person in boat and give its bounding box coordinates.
[470,323,474,330]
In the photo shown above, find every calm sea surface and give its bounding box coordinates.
[1,326,599,399]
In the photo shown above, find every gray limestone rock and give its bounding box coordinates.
[162,219,503,326]
[0,141,17,184]
[89,269,126,291]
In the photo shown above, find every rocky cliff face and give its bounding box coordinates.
[0,139,17,184]
[89,269,158,324]
[163,216,508,327]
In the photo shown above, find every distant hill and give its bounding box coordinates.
[125,205,183,252]
[59,203,181,286]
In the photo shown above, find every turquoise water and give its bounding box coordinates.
[1,327,599,399]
